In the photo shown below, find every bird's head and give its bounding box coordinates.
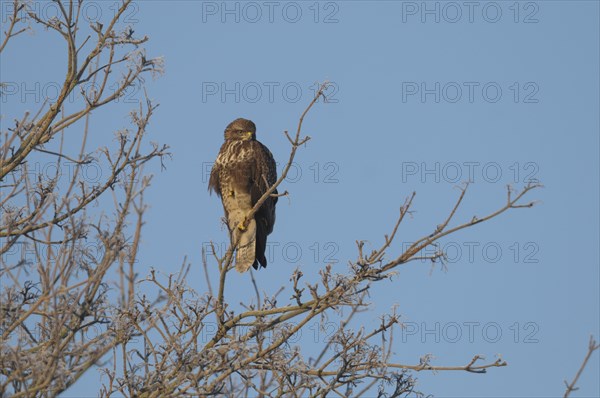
[224,118,256,141]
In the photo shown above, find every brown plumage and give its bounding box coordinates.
[209,118,278,272]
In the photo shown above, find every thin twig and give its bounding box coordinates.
[564,335,600,398]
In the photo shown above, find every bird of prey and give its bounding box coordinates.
[209,118,278,273]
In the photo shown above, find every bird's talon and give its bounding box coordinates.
[237,221,246,231]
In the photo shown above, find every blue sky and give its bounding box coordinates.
[1,1,599,397]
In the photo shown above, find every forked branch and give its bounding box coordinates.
[564,335,600,398]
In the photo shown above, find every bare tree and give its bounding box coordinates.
[96,82,538,397]
[0,1,549,397]
[1,1,167,395]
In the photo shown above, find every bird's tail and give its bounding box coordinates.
[234,218,256,273]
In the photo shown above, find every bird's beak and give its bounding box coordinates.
[244,131,253,139]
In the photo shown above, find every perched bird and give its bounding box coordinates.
[209,118,278,272]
